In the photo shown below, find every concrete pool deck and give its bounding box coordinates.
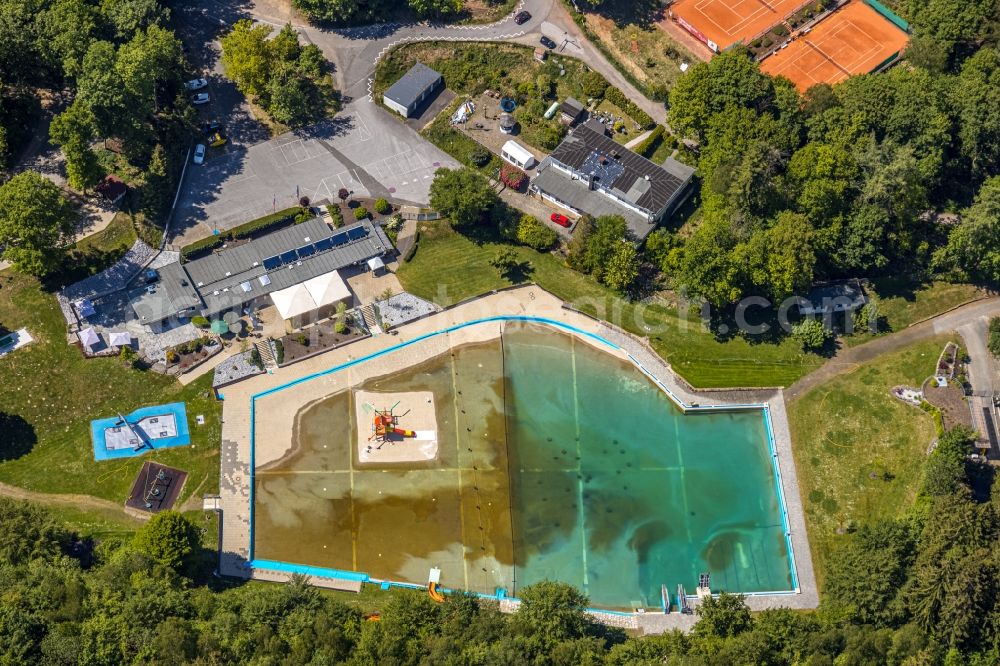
[216,285,818,632]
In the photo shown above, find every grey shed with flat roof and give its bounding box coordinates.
[383,62,443,118]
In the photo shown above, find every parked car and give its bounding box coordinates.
[201,121,222,136]
[514,10,531,24]
[540,35,557,49]
[550,213,571,228]
[190,92,210,105]
[208,132,227,148]
[184,78,208,91]
[193,144,206,164]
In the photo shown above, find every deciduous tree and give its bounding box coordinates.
[429,167,498,226]
[0,171,76,275]
[50,100,101,192]
[131,511,201,571]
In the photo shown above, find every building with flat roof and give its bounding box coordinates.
[129,217,392,326]
[383,62,444,118]
[800,279,867,316]
[530,120,695,239]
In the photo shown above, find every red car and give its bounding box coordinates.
[514,10,531,24]
[550,213,572,228]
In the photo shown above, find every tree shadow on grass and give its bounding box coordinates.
[0,413,36,462]
[500,259,534,284]
[39,245,131,293]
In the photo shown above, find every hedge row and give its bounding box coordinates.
[181,206,308,260]
[633,125,665,157]
[605,86,654,129]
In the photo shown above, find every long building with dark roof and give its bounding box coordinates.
[129,217,392,326]
[530,119,695,239]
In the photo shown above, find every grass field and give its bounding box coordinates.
[397,222,825,388]
[572,0,698,100]
[0,218,222,507]
[787,336,952,587]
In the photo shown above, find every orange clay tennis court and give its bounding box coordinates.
[761,0,909,91]
[670,0,809,51]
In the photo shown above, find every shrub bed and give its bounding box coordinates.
[500,164,527,190]
[605,85,654,129]
[633,125,665,158]
[326,204,344,228]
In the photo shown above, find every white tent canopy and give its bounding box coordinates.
[108,331,132,347]
[270,269,350,321]
[367,256,385,272]
[74,298,96,319]
[78,327,100,349]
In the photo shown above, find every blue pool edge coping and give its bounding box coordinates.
[244,314,802,610]
[91,402,191,461]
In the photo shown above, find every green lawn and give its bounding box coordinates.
[398,222,826,388]
[845,278,982,346]
[787,336,953,588]
[0,220,222,506]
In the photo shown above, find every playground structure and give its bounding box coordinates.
[428,582,446,603]
[366,401,416,445]
[355,390,439,464]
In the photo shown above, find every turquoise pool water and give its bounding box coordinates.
[253,321,792,609]
[503,327,792,607]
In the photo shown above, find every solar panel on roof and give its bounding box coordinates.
[581,150,625,187]
[279,250,298,264]
[263,256,282,270]
[347,226,367,241]
[296,244,316,259]
[314,237,334,252]
[332,232,348,246]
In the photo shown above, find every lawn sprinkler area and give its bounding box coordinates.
[91,402,191,461]
[246,313,802,611]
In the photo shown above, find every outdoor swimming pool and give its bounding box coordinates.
[252,322,793,609]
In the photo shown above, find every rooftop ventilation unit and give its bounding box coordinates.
[225,271,231,277]
[252,262,259,267]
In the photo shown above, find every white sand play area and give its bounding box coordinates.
[354,390,438,464]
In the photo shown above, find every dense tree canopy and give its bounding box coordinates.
[661,29,1000,306]
[0,171,76,275]
[221,21,329,127]
[429,166,499,226]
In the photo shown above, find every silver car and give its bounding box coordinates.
[193,144,206,164]
[191,92,210,105]
[184,78,208,91]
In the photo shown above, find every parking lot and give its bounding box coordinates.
[171,100,457,246]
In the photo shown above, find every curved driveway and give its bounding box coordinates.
[785,296,1000,401]
[233,0,666,123]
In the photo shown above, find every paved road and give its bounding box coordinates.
[786,296,1000,401]
[958,316,999,395]
[198,0,666,120]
